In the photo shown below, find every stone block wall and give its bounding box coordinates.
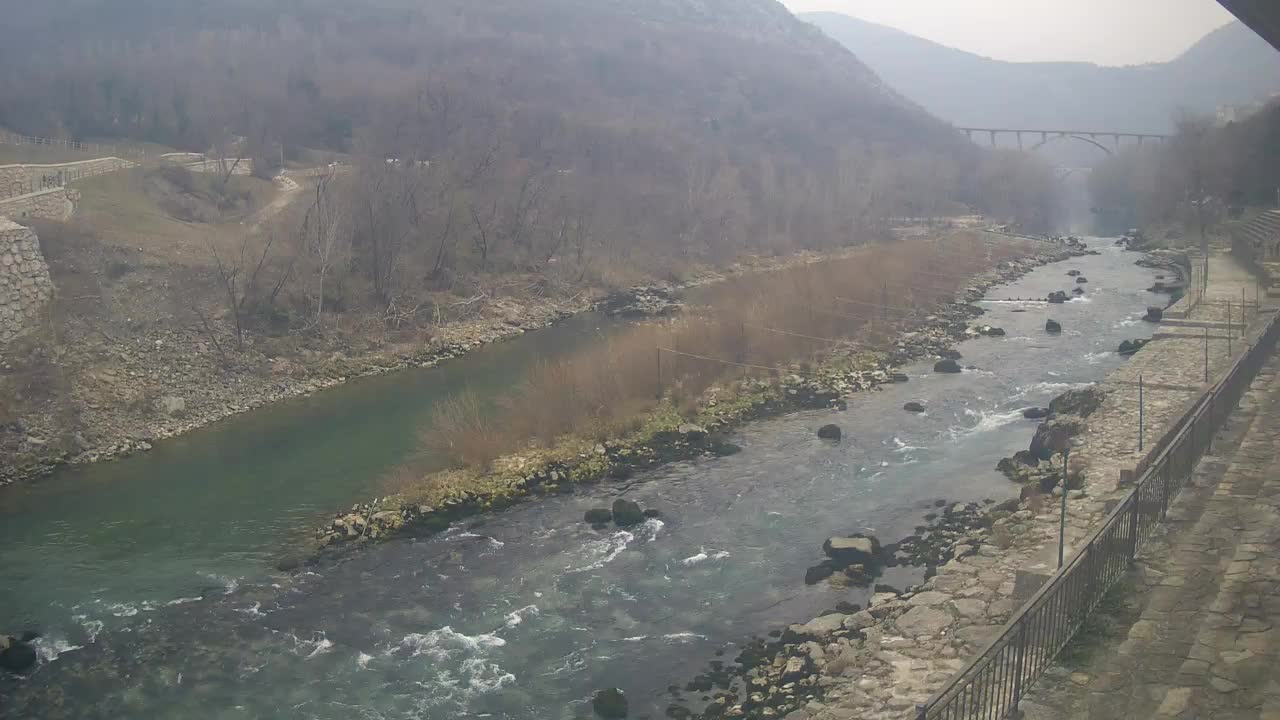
[0,187,75,222]
[0,157,133,198]
[0,218,53,344]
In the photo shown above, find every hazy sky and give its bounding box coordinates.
[781,0,1237,66]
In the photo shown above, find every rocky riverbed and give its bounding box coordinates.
[3,236,1177,720]
[658,248,1206,720]
[312,242,1087,555]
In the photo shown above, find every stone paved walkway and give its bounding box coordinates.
[1022,351,1280,720]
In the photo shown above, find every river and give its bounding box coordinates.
[0,242,1161,719]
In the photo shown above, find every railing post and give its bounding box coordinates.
[1012,620,1029,706]
[1128,496,1140,560]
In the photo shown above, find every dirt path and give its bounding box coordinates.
[244,173,301,233]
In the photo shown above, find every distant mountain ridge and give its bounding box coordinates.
[802,13,1280,134]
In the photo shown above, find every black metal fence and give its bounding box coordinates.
[917,310,1280,720]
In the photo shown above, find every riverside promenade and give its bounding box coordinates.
[799,251,1280,720]
[1020,348,1280,720]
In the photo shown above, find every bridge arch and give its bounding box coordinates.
[1030,133,1114,156]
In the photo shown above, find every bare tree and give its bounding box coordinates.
[300,170,347,325]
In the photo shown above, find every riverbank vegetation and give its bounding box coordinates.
[411,233,1035,480]
[1089,101,1280,236]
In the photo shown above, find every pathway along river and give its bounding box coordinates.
[1,242,1163,719]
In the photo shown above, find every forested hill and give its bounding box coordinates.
[803,13,1280,134]
[0,0,1057,265]
[0,0,951,158]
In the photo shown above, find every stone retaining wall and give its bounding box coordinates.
[0,218,53,344]
[0,186,76,221]
[0,157,133,198]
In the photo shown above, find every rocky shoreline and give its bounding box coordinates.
[0,248,879,489]
[308,239,1088,560]
[658,246,1191,720]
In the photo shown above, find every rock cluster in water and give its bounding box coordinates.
[671,500,999,719]
[995,386,1106,492]
[0,633,38,674]
[600,286,683,318]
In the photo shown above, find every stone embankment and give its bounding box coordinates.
[0,218,53,344]
[0,186,77,222]
[665,251,1272,720]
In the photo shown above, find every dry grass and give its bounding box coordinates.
[424,232,1034,468]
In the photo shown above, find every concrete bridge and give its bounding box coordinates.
[957,127,1172,154]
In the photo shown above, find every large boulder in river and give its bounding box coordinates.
[1023,407,1051,420]
[1067,270,1081,277]
[903,401,926,413]
[1045,319,1062,334]
[584,508,613,525]
[1047,291,1068,304]
[822,535,882,568]
[592,688,629,718]
[610,499,645,527]
[804,562,836,585]
[1143,306,1164,323]
[934,359,962,374]
[0,636,37,674]
[1076,276,1089,284]
[817,424,842,441]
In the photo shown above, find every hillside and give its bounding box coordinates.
[803,14,1280,135]
[0,0,1035,263]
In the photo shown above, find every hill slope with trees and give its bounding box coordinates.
[804,13,1280,135]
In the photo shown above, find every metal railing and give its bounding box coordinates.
[0,131,149,159]
[917,309,1280,720]
[0,159,134,201]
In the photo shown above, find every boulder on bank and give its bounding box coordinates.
[592,688,629,718]
[610,499,645,527]
[934,359,962,374]
[817,424,842,441]
[903,401,926,413]
[1029,417,1084,460]
[1045,319,1063,334]
[0,636,37,674]
[1118,339,1150,356]
[1023,407,1051,420]
[584,508,614,525]
[1143,306,1164,323]
[677,423,707,441]
[1049,386,1106,417]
